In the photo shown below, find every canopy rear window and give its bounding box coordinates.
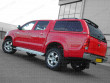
[86,20,106,43]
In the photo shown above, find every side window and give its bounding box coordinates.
[34,21,49,30]
[22,21,36,30]
[54,21,83,32]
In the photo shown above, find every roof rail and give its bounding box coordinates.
[83,19,98,28]
[61,18,78,19]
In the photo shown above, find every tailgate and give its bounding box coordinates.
[88,36,107,57]
[85,19,107,57]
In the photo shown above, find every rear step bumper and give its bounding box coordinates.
[83,53,108,63]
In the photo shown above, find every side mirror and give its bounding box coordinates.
[17,25,21,30]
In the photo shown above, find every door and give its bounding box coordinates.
[14,21,36,48]
[28,21,50,52]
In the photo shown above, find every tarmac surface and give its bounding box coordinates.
[0,40,110,83]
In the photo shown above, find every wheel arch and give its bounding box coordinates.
[5,36,12,40]
[2,36,16,54]
[4,36,15,45]
[44,41,68,57]
[45,42,64,52]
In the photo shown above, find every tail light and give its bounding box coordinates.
[83,38,90,50]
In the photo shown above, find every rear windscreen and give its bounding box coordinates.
[87,23,107,43]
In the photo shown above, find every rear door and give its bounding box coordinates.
[87,22,107,57]
[28,21,51,52]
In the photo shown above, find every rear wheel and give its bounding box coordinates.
[26,52,36,57]
[71,62,87,72]
[2,39,16,54]
[45,48,67,71]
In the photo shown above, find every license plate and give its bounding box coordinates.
[96,59,102,63]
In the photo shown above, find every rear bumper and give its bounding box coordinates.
[83,53,108,63]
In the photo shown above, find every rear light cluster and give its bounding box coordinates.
[83,38,90,50]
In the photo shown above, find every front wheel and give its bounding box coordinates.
[45,48,66,71]
[2,39,16,54]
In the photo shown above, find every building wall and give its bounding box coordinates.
[0,22,17,32]
[58,0,83,19]
[83,0,110,47]
[59,0,110,47]
[83,0,110,34]
[59,0,82,5]
[0,22,17,39]
[59,0,110,35]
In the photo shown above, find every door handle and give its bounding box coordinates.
[40,33,43,35]
[83,32,87,34]
[16,32,20,34]
[98,44,100,47]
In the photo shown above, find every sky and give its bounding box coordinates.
[0,0,59,25]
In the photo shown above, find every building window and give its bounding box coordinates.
[59,5,65,16]
[64,4,71,15]
[58,1,82,19]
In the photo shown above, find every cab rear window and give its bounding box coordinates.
[54,21,83,32]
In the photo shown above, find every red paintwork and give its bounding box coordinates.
[4,19,107,58]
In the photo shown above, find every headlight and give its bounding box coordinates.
[5,32,9,36]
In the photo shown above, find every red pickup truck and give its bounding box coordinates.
[2,18,108,71]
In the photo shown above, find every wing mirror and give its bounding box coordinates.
[17,25,22,30]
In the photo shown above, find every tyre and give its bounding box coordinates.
[26,52,36,57]
[2,39,16,54]
[71,62,86,72]
[45,48,66,71]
